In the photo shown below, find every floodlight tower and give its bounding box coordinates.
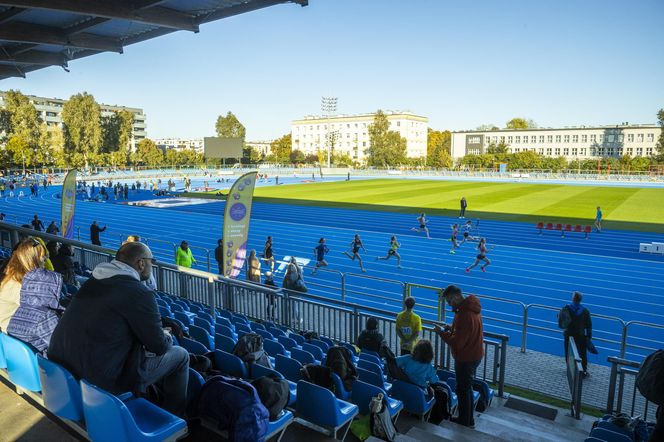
[321,96,338,168]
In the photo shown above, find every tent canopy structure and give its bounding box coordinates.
[0,0,307,80]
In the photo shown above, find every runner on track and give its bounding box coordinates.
[594,206,602,233]
[263,236,275,272]
[410,212,431,239]
[376,235,402,268]
[465,237,493,273]
[460,220,479,244]
[312,237,329,275]
[343,233,367,272]
[450,223,460,254]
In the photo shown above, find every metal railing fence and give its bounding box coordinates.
[566,338,584,419]
[606,356,656,421]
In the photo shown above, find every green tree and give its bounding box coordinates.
[3,90,42,147]
[332,151,353,167]
[215,111,246,139]
[179,148,202,165]
[131,139,163,166]
[241,145,263,164]
[289,149,305,163]
[269,133,292,163]
[506,118,537,129]
[476,124,499,131]
[61,92,102,168]
[427,129,453,168]
[5,136,33,170]
[486,141,510,155]
[656,108,664,157]
[366,110,407,167]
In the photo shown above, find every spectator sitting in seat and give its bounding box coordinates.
[0,238,47,331]
[48,242,189,417]
[356,316,386,353]
[7,268,63,354]
[395,339,439,388]
[52,243,79,289]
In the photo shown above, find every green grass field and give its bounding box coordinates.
[241,179,664,232]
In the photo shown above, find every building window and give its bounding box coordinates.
[599,134,604,141]
[507,136,513,143]
[636,148,643,156]
[580,149,586,155]
[538,148,544,154]
[647,147,653,155]
[362,142,366,147]
[563,148,569,155]
[618,134,624,142]
[530,136,536,143]
[627,148,633,155]
[627,134,634,142]
[564,135,570,143]
[647,133,654,142]
[556,135,561,143]
[607,135,614,142]
[572,135,578,143]
[581,135,587,142]
[547,135,553,143]
[637,133,644,142]
[590,134,596,142]
[608,148,614,155]
[515,136,521,143]
[572,148,578,155]
[500,136,505,143]
[599,148,605,155]
[547,148,552,155]
[555,148,561,155]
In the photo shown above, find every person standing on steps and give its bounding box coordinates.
[459,197,467,218]
[396,297,422,356]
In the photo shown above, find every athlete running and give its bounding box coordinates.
[466,238,493,273]
[460,220,479,244]
[376,235,402,268]
[343,233,367,272]
[450,224,460,254]
[410,212,431,239]
[312,237,329,275]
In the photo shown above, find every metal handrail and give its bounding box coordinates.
[566,338,584,419]
[606,356,655,420]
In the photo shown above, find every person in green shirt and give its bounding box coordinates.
[175,241,196,268]
[396,297,422,355]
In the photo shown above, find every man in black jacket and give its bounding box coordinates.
[48,242,189,416]
[89,220,106,246]
[356,317,386,353]
[562,291,592,377]
[214,238,223,274]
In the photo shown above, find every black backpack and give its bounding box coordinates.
[300,363,334,391]
[558,306,572,329]
[251,374,290,420]
[428,384,451,424]
[636,349,664,405]
[301,330,319,341]
[233,333,273,374]
[381,345,410,382]
[325,346,358,391]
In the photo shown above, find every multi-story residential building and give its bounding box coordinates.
[451,124,662,160]
[245,140,272,156]
[154,138,204,153]
[291,111,428,162]
[0,91,147,150]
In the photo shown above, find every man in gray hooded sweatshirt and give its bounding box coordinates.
[48,242,189,416]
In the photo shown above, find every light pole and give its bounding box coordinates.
[321,96,337,168]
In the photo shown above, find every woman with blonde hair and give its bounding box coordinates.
[247,249,261,283]
[0,238,47,330]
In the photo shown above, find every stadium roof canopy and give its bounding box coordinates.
[0,0,307,81]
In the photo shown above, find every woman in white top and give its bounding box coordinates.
[0,238,47,331]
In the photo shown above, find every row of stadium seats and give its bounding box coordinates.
[537,222,592,238]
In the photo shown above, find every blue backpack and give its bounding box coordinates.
[198,375,269,442]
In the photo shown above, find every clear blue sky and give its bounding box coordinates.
[2,0,663,140]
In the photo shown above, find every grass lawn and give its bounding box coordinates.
[202,179,664,233]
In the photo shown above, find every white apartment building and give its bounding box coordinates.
[451,124,661,160]
[0,91,147,149]
[245,140,272,156]
[154,138,204,153]
[291,111,428,162]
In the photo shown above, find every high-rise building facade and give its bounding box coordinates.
[451,124,661,160]
[291,111,428,162]
[0,91,147,150]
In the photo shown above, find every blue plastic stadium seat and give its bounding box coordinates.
[359,351,382,368]
[155,299,169,308]
[196,311,216,326]
[358,359,386,380]
[37,355,84,422]
[289,333,305,346]
[275,355,303,384]
[215,324,238,341]
[216,309,233,322]
[173,310,193,326]
[266,409,294,442]
[232,315,249,327]
[213,350,248,378]
[158,306,173,319]
[351,379,403,421]
[235,323,252,336]
[0,334,6,369]
[277,335,300,352]
[267,327,287,338]
[596,421,633,437]
[590,427,633,442]
[81,379,187,442]
[188,304,203,314]
[390,380,435,422]
[319,336,335,348]
[188,324,214,350]
[301,343,325,363]
[263,339,290,359]
[444,377,479,408]
[250,321,266,331]
[290,347,318,366]
[357,367,391,394]
[214,334,237,354]
[193,317,214,336]
[309,339,330,352]
[331,373,352,401]
[180,337,209,355]
[256,329,275,341]
[252,363,297,407]
[0,333,41,392]
[296,380,358,441]
[341,343,358,356]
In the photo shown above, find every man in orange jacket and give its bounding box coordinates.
[435,284,484,428]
